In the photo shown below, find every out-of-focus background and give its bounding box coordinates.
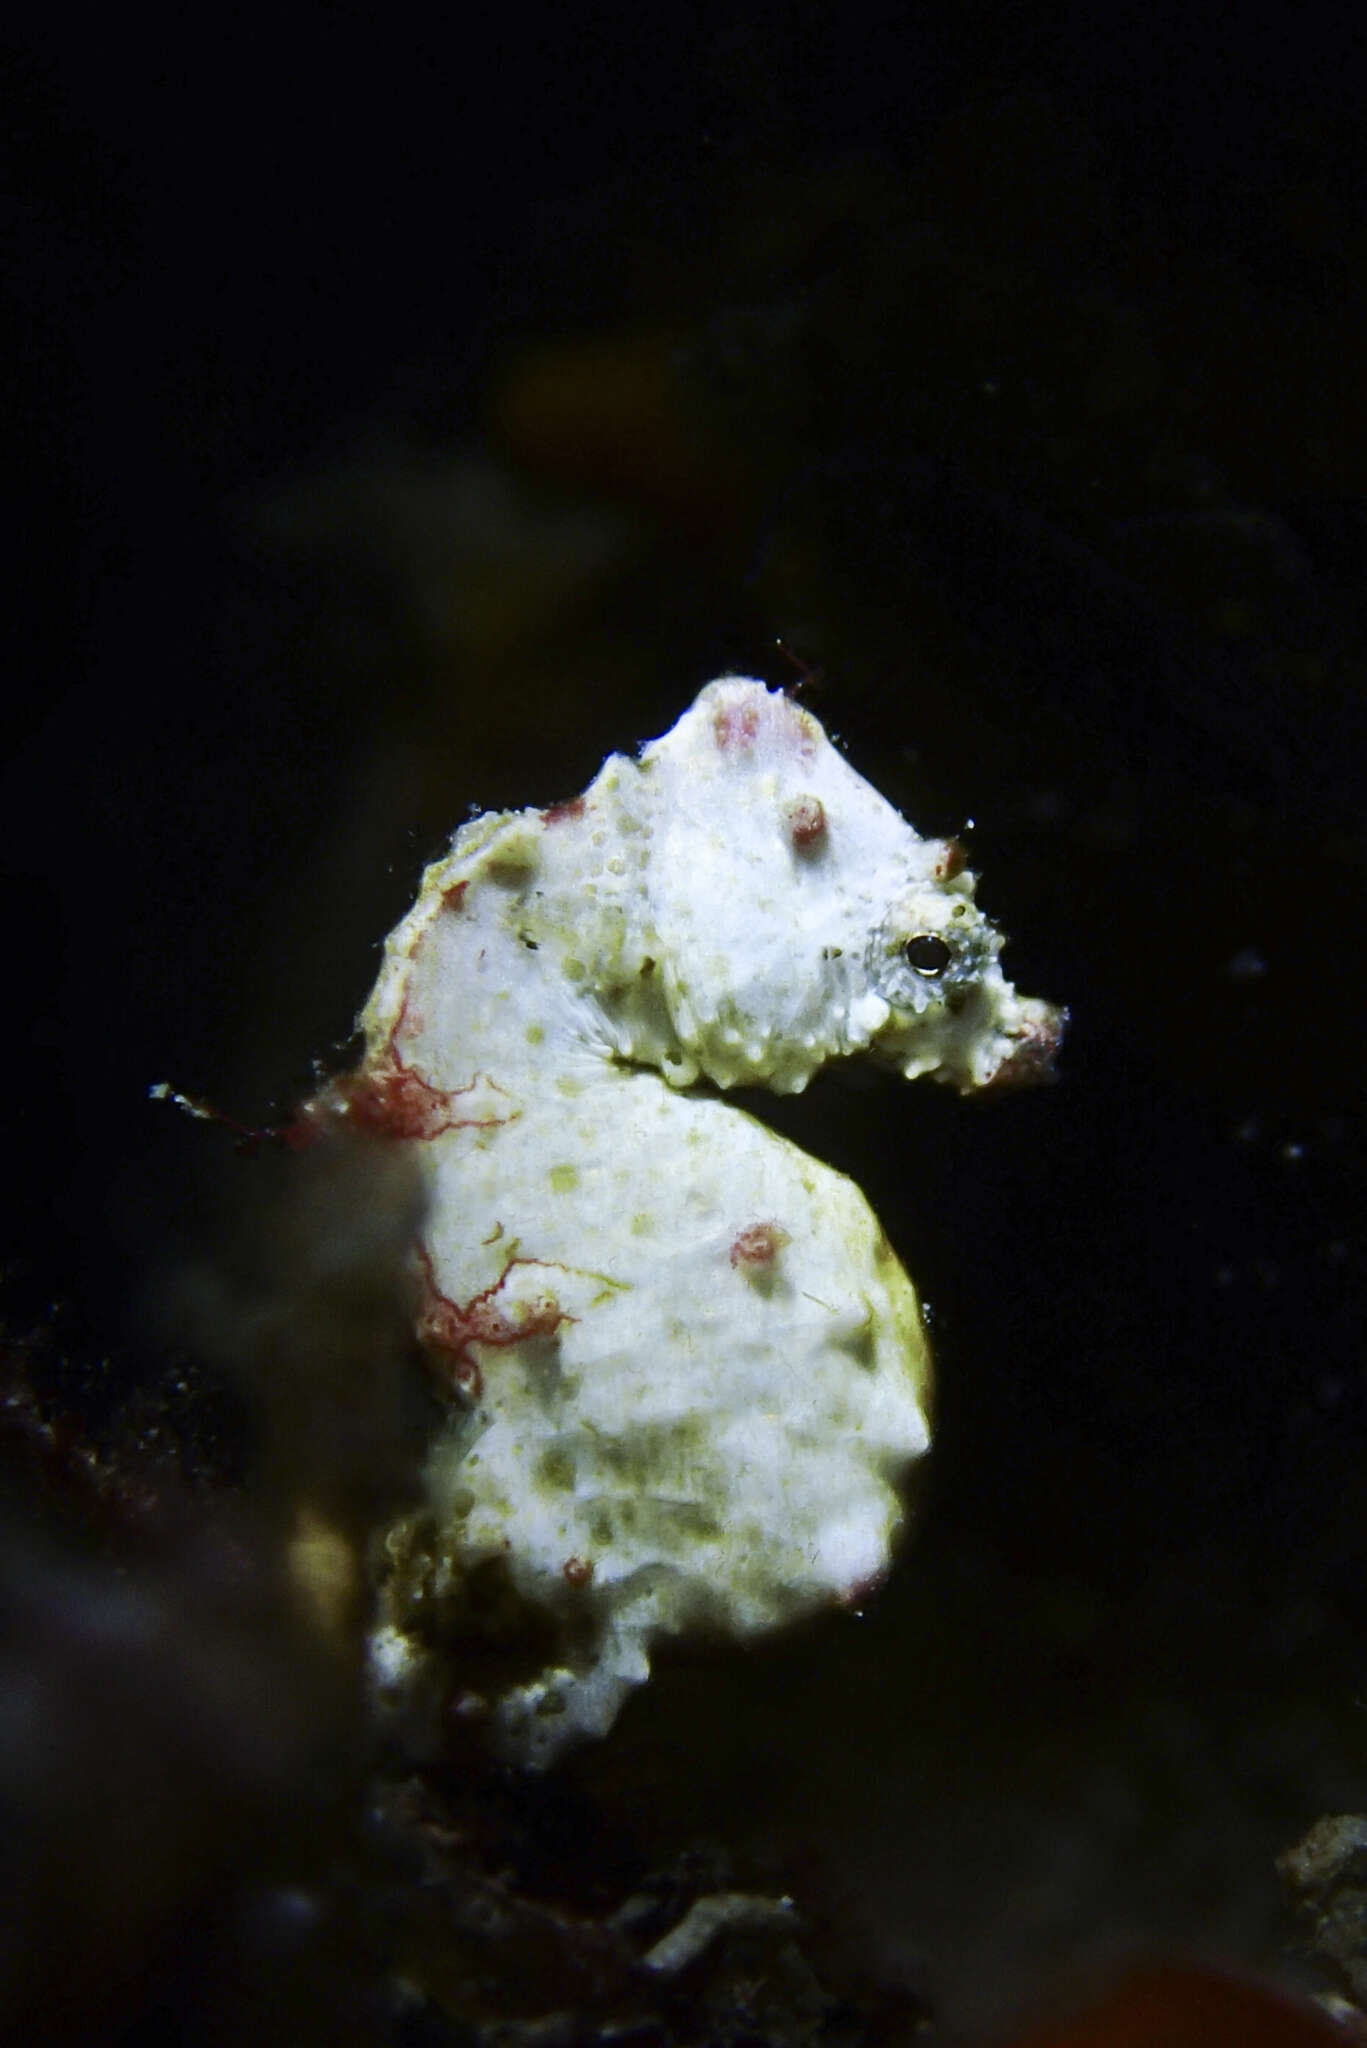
[6,5,1367,2040]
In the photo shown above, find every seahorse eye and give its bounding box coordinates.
[904,933,953,977]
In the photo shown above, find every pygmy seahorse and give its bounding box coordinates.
[341,677,1063,1764]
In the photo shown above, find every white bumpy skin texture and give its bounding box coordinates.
[347,678,1063,1764]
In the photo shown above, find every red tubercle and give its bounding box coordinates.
[441,879,469,913]
[783,793,826,852]
[713,685,819,762]
[729,1221,790,1269]
[932,837,967,881]
[712,698,762,752]
[561,1556,594,1588]
[415,1245,576,1402]
[541,795,587,826]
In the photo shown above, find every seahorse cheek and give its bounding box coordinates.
[847,990,891,1046]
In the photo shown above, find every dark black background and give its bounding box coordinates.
[7,3,1367,2031]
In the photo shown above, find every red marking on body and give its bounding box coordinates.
[541,795,586,825]
[340,1000,519,1140]
[481,1221,505,1246]
[415,1246,575,1401]
[713,686,818,762]
[562,1556,593,1588]
[729,1221,790,1269]
[712,697,762,752]
[342,1063,517,1141]
[441,879,469,913]
[389,992,419,1056]
[783,793,826,851]
[932,838,967,881]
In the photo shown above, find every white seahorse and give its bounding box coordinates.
[342,677,1062,1763]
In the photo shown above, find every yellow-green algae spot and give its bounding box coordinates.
[537,1444,576,1491]
[525,1022,545,1046]
[549,1163,579,1193]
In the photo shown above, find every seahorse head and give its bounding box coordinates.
[637,677,1064,1096]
